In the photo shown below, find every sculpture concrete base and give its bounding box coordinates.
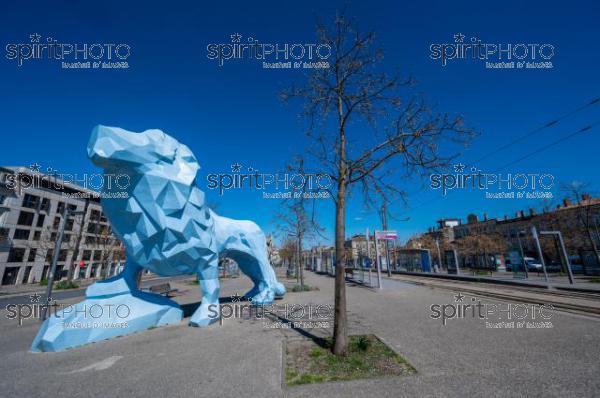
[30,289,182,352]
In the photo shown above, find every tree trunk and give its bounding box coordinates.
[332,179,348,355]
[299,235,304,286]
[296,247,300,286]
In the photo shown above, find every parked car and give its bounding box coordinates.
[524,257,543,272]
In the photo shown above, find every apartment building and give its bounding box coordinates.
[0,167,125,286]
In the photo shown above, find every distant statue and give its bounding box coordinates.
[31,126,285,352]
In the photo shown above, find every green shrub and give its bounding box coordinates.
[290,284,318,292]
[55,280,79,290]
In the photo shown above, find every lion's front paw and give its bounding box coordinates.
[189,303,220,327]
[246,286,275,305]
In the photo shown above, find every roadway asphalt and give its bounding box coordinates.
[0,271,598,398]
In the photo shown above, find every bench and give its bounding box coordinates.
[148,283,178,297]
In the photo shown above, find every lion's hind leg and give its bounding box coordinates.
[222,249,285,305]
[212,213,286,304]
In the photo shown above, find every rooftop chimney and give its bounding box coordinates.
[529,208,536,216]
[582,193,591,201]
[563,198,572,207]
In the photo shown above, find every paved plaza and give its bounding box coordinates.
[0,270,599,398]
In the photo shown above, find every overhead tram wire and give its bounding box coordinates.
[473,96,600,164]
[491,122,599,173]
[406,121,599,212]
[357,96,600,215]
[374,121,599,216]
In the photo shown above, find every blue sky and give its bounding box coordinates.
[1,0,599,245]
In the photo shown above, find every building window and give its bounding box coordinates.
[56,201,66,215]
[65,218,75,231]
[93,251,102,260]
[87,222,99,234]
[28,248,37,262]
[82,250,92,260]
[22,266,32,284]
[0,228,8,240]
[7,247,26,262]
[90,209,101,221]
[1,267,20,285]
[21,194,40,209]
[53,216,61,229]
[17,211,35,226]
[13,229,30,240]
[36,214,46,228]
[33,230,41,241]
[40,198,51,212]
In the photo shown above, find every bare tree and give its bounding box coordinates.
[278,238,297,273]
[561,181,600,266]
[454,233,506,270]
[22,219,80,282]
[281,12,476,355]
[274,159,324,287]
[95,228,126,280]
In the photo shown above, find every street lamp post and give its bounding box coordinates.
[374,231,382,289]
[435,238,443,273]
[41,208,86,321]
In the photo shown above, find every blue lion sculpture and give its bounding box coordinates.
[31,125,285,352]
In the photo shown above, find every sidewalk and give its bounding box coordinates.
[0,270,598,397]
